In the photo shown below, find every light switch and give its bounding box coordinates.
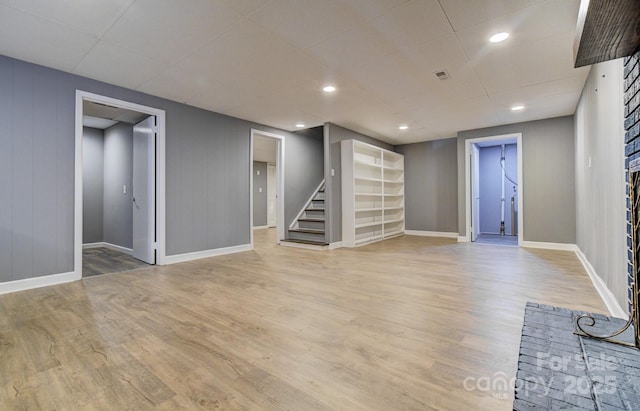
[123,185,127,194]
[259,187,263,193]
[331,168,335,176]
[257,170,260,175]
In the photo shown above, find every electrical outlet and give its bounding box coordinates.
[259,187,262,193]
[123,185,127,194]
[331,168,335,176]
[257,170,260,175]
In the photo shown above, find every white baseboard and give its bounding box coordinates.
[405,230,458,239]
[163,244,251,264]
[328,241,343,249]
[253,225,269,230]
[0,271,80,296]
[520,241,578,251]
[457,236,468,243]
[280,241,328,250]
[83,242,133,255]
[575,248,628,319]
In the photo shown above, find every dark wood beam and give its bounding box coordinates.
[574,0,640,68]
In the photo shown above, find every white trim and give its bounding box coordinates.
[575,248,628,319]
[0,271,79,296]
[464,133,523,245]
[163,244,251,264]
[289,179,325,230]
[250,130,285,247]
[82,242,133,255]
[75,91,167,277]
[458,236,469,243]
[520,241,578,251]
[280,241,328,251]
[328,241,343,249]
[405,230,458,238]
[253,225,269,230]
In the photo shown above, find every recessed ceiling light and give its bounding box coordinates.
[399,125,409,130]
[322,85,336,93]
[489,32,509,43]
[511,105,525,111]
[295,123,305,128]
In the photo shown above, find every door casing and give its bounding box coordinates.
[75,90,167,278]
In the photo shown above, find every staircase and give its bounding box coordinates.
[286,180,328,247]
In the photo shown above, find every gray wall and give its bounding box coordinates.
[285,127,324,236]
[82,127,104,243]
[103,122,134,249]
[575,58,627,312]
[457,116,576,243]
[324,123,394,243]
[478,144,517,234]
[0,54,323,283]
[394,138,458,233]
[253,161,268,227]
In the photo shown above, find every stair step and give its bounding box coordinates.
[298,218,325,222]
[312,198,325,201]
[305,207,325,212]
[282,239,329,246]
[290,228,325,234]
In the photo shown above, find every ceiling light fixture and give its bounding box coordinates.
[511,105,525,111]
[322,85,336,93]
[296,123,305,128]
[489,32,509,43]
[399,125,409,130]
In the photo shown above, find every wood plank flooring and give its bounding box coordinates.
[0,229,608,410]
[83,247,149,277]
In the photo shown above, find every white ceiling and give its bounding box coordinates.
[0,0,590,144]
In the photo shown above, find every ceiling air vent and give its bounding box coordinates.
[434,70,449,80]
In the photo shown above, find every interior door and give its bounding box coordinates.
[471,144,480,242]
[267,163,276,227]
[132,116,156,264]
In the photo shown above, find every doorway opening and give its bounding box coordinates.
[75,91,166,278]
[465,133,523,246]
[250,130,285,248]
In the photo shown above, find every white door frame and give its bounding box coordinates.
[267,163,277,227]
[464,133,523,245]
[250,129,285,247]
[75,90,167,278]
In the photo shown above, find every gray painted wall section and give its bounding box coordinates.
[284,127,324,237]
[324,123,393,243]
[478,144,517,234]
[394,138,458,233]
[0,54,323,284]
[253,161,268,227]
[575,59,627,311]
[457,116,576,243]
[82,127,104,244]
[103,122,133,249]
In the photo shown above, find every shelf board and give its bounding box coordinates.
[355,176,382,183]
[355,160,382,169]
[384,206,404,211]
[384,193,404,197]
[355,207,383,213]
[355,192,383,197]
[355,221,383,229]
[383,179,403,184]
[384,218,404,225]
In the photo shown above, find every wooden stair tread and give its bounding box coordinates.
[282,239,329,246]
[305,208,325,211]
[289,228,325,234]
[298,218,325,222]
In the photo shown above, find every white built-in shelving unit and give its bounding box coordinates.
[341,139,405,247]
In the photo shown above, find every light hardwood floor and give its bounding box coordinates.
[0,229,608,410]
